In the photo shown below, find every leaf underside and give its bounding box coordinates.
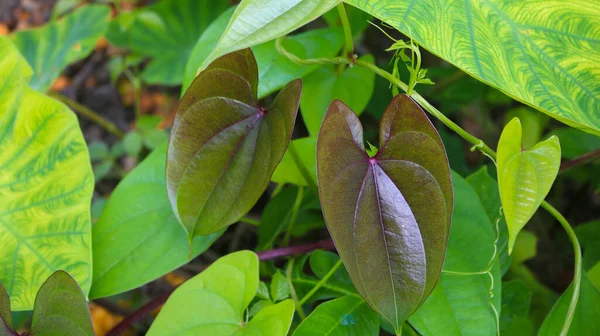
[317,95,452,331]
[166,49,301,238]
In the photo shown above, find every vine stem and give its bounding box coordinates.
[282,186,305,246]
[49,93,126,139]
[104,239,335,335]
[276,25,581,333]
[337,3,354,57]
[298,259,343,306]
[286,258,307,320]
[541,201,581,336]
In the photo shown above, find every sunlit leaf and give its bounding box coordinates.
[345,0,600,135]
[317,95,452,332]
[106,0,229,85]
[89,144,221,299]
[167,49,302,238]
[200,0,341,71]
[10,5,110,92]
[270,271,290,302]
[30,271,94,336]
[147,251,294,336]
[293,296,379,336]
[497,118,560,253]
[0,37,94,311]
[301,54,375,136]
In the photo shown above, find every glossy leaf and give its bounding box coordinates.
[89,143,221,299]
[0,37,94,311]
[466,166,511,275]
[0,282,14,334]
[167,49,301,237]
[497,118,561,253]
[270,271,290,302]
[147,251,295,336]
[30,271,94,336]
[317,95,452,332]
[345,0,600,135]
[293,296,380,336]
[272,137,317,187]
[106,0,229,85]
[409,173,500,336]
[500,280,534,336]
[10,5,110,92]
[183,11,343,98]
[201,0,341,71]
[301,55,375,136]
[539,272,600,335]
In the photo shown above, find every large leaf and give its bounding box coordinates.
[497,118,560,253]
[301,54,375,136]
[183,7,343,98]
[345,0,600,135]
[500,280,534,336]
[200,0,341,71]
[166,49,301,238]
[89,143,221,299]
[539,272,600,335]
[0,37,94,311]
[147,251,294,336]
[317,95,452,332]
[409,173,500,336]
[107,0,229,85]
[30,271,94,336]
[293,296,380,336]
[10,5,110,92]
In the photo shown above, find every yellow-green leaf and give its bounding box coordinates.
[0,37,94,311]
[497,118,560,254]
[345,0,600,135]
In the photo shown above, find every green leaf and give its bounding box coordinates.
[201,0,341,71]
[30,271,94,336]
[497,118,561,254]
[0,282,14,334]
[291,254,358,301]
[257,282,271,301]
[147,251,295,336]
[575,220,600,270]
[500,280,534,336]
[548,128,600,159]
[89,143,221,299]
[539,272,600,335]
[271,137,317,187]
[10,5,110,92]
[123,131,143,156]
[317,95,453,332]
[466,166,511,275]
[301,54,375,136]
[505,107,549,150]
[323,3,372,38]
[106,0,230,85]
[345,0,600,135]
[258,186,299,250]
[270,271,290,302]
[409,173,500,336]
[87,142,109,161]
[293,296,380,336]
[0,37,94,311]
[167,49,302,237]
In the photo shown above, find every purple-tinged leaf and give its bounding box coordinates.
[0,281,14,335]
[167,49,302,237]
[317,95,452,332]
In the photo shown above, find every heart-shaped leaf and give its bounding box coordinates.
[0,37,94,311]
[497,118,560,253]
[167,49,302,238]
[30,271,94,336]
[317,94,452,332]
[147,251,295,336]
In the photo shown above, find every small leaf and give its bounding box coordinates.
[123,131,143,157]
[10,5,110,92]
[30,271,94,336]
[301,54,375,136]
[270,271,290,302]
[293,296,380,336]
[0,282,14,334]
[257,282,271,301]
[167,49,301,238]
[539,272,600,335]
[317,95,452,332]
[497,118,561,254]
[201,0,341,70]
[0,37,94,311]
[90,144,221,299]
[248,300,273,318]
[147,251,294,336]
